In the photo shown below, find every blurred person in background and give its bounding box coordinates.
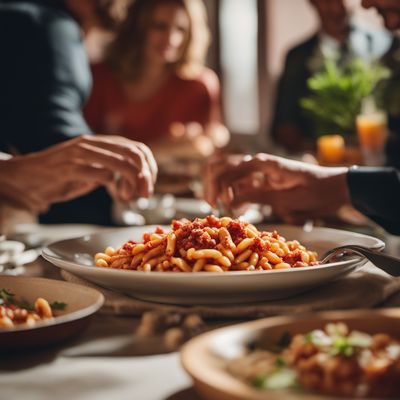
[84,0,229,194]
[0,0,157,225]
[203,0,400,236]
[271,0,400,154]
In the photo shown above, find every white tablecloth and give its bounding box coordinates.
[2,223,400,400]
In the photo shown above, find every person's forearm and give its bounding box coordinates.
[347,166,400,234]
[0,159,31,210]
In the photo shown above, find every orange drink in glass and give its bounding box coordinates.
[356,111,387,166]
[317,134,345,165]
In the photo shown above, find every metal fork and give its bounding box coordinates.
[321,245,400,277]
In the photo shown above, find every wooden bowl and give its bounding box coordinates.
[0,276,104,351]
[181,308,400,400]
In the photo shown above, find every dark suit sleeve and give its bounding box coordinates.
[0,8,91,154]
[271,41,315,142]
[347,166,400,234]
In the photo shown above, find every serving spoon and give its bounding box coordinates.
[321,245,400,277]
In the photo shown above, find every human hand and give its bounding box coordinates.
[90,134,157,199]
[0,135,157,213]
[204,153,350,224]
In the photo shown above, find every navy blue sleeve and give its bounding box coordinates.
[347,166,400,234]
[271,36,317,142]
[0,4,92,154]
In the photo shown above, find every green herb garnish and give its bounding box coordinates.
[253,374,268,389]
[0,289,34,310]
[274,356,286,368]
[0,288,15,304]
[0,289,66,312]
[50,301,67,311]
[18,299,34,311]
[332,336,354,357]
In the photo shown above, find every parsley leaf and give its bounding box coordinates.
[18,299,34,311]
[332,337,354,357]
[274,356,286,368]
[253,374,268,389]
[50,301,67,311]
[0,288,15,304]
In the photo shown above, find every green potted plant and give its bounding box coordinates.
[300,59,391,137]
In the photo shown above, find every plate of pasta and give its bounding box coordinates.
[0,276,104,351]
[181,308,400,399]
[42,216,384,305]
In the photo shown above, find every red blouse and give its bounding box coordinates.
[84,63,223,144]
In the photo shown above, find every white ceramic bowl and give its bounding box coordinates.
[42,225,384,305]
